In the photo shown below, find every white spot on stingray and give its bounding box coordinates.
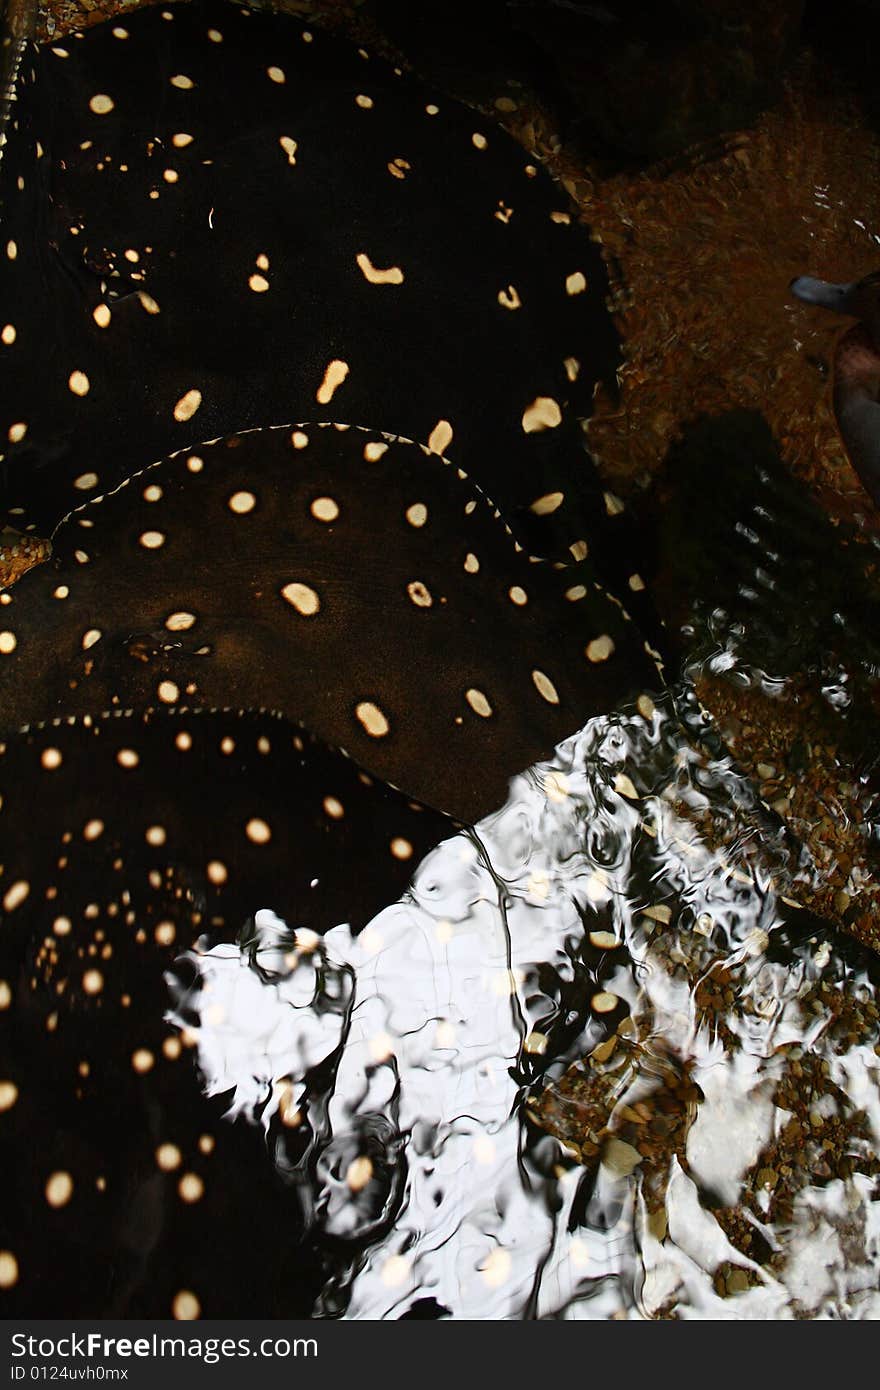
[7,423,26,443]
[310,497,339,522]
[466,688,493,718]
[92,304,111,329]
[316,360,349,404]
[173,389,202,422]
[427,419,453,454]
[172,132,193,148]
[170,74,195,90]
[166,612,196,631]
[364,440,388,462]
[472,132,488,150]
[407,580,433,608]
[356,702,389,738]
[497,285,521,310]
[530,491,564,516]
[158,680,180,704]
[355,94,374,109]
[291,431,309,450]
[1,324,15,345]
[281,582,320,616]
[137,291,160,315]
[74,472,98,491]
[3,881,29,912]
[139,530,165,550]
[522,397,561,433]
[0,632,17,654]
[463,553,479,574]
[356,252,404,285]
[532,669,560,704]
[82,629,101,650]
[246,818,271,845]
[566,271,587,296]
[228,491,256,515]
[279,135,297,165]
[508,585,528,605]
[405,503,427,528]
[267,66,286,84]
[68,370,90,397]
[89,94,114,115]
[586,635,615,663]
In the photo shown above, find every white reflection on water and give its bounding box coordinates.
[167,692,880,1319]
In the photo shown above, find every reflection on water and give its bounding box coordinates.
[168,687,880,1318]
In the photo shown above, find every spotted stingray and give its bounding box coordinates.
[0,423,656,820]
[0,0,660,1317]
[0,0,620,563]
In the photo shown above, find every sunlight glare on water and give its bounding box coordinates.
[167,688,880,1319]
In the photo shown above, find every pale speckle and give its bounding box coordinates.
[228,490,256,515]
[139,530,165,550]
[158,680,179,703]
[356,252,404,285]
[356,701,389,738]
[586,634,615,663]
[45,1172,74,1208]
[522,397,562,433]
[1,324,15,345]
[566,271,587,296]
[267,66,286,84]
[68,370,90,397]
[355,94,374,109]
[316,359,349,403]
[89,94,114,115]
[170,74,195,90]
[497,285,521,310]
[165,612,196,633]
[281,582,320,616]
[508,585,527,605]
[466,688,493,718]
[310,496,339,522]
[427,419,453,454]
[92,304,111,329]
[279,135,297,165]
[364,440,388,462]
[530,491,564,516]
[173,1290,200,1321]
[173,389,201,422]
[405,502,427,528]
[407,580,432,608]
[532,669,560,704]
[464,553,479,574]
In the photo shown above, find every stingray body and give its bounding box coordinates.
[0,0,619,560]
[0,0,659,1317]
[0,424,656,821]
[0,705,453,1315]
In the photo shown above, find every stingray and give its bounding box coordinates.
[0,704,454,1316]
[0,0,621,563]
[0,423,658,821]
